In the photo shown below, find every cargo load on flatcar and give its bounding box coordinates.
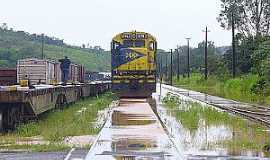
[17,58,84,85]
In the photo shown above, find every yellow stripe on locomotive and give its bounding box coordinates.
[111,31,157,98]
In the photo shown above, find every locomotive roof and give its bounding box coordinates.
[112,31,156,41]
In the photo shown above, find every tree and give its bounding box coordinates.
[0,23,8,30]
[251,40,270,96]
[170,41,226,76]
[192,41,218,74]
[252,40,270,75]
[218,0,270,37]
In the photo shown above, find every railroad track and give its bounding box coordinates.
[162,84,270,128]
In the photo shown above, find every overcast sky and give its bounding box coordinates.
[0,0,231,50]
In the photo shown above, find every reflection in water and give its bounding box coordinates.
[155,91,270,159]
[109,103,174,159]
[112,110,156,126]
[85,98,183,160]
[111,138,157,151]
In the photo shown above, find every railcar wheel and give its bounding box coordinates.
[0,107,17,131]
[55,94,67,110]
[8,107,20,130]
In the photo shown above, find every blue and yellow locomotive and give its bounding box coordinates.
[111,31,157,98]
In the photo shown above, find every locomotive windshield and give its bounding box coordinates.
[134,40,145,47]
[123,40,133,47]
[123,40,145,48]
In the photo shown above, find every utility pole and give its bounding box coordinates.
[232,5,236,78]
[159,54,163,100]
[170,49,173,86]
[165,53,168,80]
[158,54,161,79]
[156,55,158,78]
[41,33,44,59]
[176,48,180,81]
[160,54,163,80]
[186,38,191,78]
[203,27,210,80]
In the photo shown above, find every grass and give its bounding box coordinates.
[0,92,117,152]
[162,93,270,151]
[174,73,270,106]
[162,94,250,131]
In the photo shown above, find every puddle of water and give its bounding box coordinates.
[111,137,157,151]
[155,86,270,159]
[112,110,156,126]
[85,98,183,160]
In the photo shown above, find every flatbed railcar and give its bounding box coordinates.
[0,81,111,131]
[111,31,157,98]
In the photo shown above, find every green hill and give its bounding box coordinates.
[0,25,110,71]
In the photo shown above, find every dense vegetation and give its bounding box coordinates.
[158,1,270,106]
[0,23,110,71]
[174,74,270,106]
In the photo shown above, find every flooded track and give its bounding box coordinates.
[84,84,270,160]
[85,98,183,160]
[158,84,270,159]
[163,84,270,128]
[3,84,270,159]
